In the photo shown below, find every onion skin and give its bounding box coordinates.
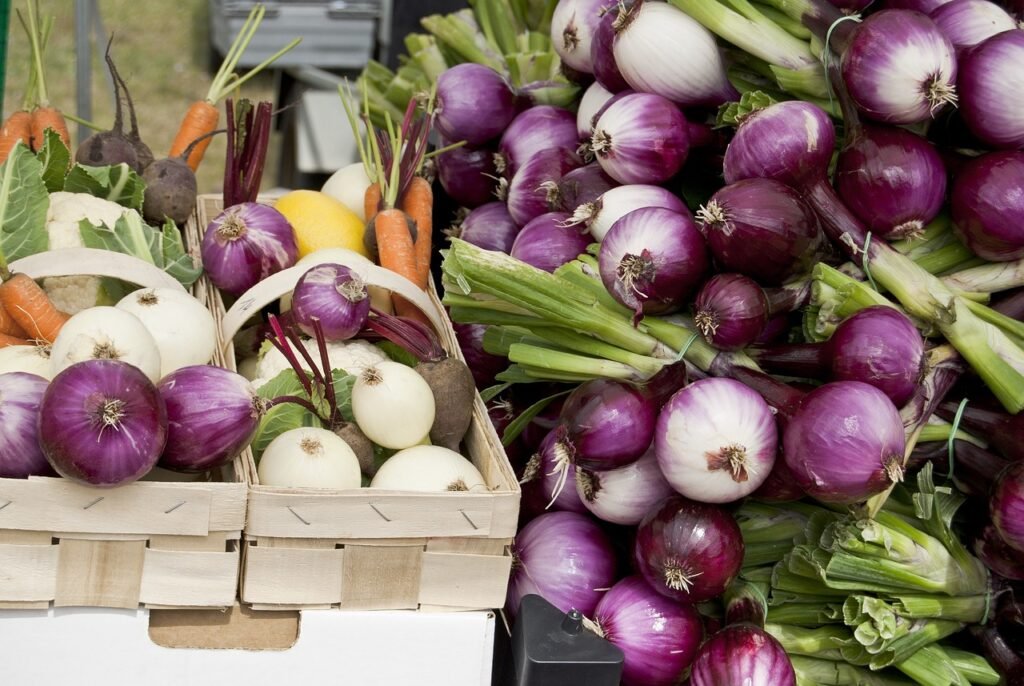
[291,263,370,341]
[835,123,948,239]
[435,64,517,146]
[562,379,658,470]
[931,0,1017,53]
[592,576,704,686]
[694,274,769,351]
[507,510,618,619]
[202,202,298,297]
[454,202,520,254]
[591,92,690,184]
[436,142,498,208]
[40,360,167,487]
[510,211,591,273]
[634,495,744,603]
[783,381,906,504]
[0,372,52,478]
[951,151,1024,261]
[957,29,1024,149]
[992,461,1024,553]
[499,106,580,178]
[690,624,796,686]
[157,366,260,473]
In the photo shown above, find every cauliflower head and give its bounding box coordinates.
[251,338,389,390]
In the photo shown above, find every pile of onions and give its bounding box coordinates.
[689,625,796,686]
[499,106,580,177]
[453,322,507,388]
[579,184,689,241]
[575,446,674,525]
[506,148,581,227]
[576,81,616,139]
[561,378,658,471]
[434,64,517,146]
[522,428,588,515]
[510,211,591,273]
[0,372,51,478]
[550,0,616,73]
[201,202,298,296]
[931,0,1017,53]
[452,202,520,254]
[436,142,498,208]
[991,462,1024,553]
[590,92,690,184]
[957,29,1024,149]
[694,274,770,351]
[951,151,1024,261]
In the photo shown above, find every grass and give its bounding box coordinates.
[2,0,278,195]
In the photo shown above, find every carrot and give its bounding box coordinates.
[30,105,69,150]
[0,273,69,344]
[0,302,28,338]
[0,333,30,348]
[400,175,433,290]
[169,100,220,172]
[17,5,67,151]
[375,208,430,323]
[0,111,32,163]
[364,182,382,223]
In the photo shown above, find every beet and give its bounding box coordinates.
[335,421,376,477]
[417,357,476,451]
[142,156,197,225]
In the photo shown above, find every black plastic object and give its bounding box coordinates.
[511,594,624,686]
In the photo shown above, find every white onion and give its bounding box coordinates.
[257,427,362,489]
[550,0,614,73]
[370,445,486,492]
[0,344,53,379]
[50,306,161,382]
[585,184,690,241]
[577,80,616,139]
[351,361,435,449]
[320,162,373,221]
[116,288,216,378]
[575,447,675,525]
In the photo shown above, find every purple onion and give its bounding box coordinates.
[561,379,659,471]
[591,92,690,184]
[499,106,580,178]
[157,365,260,472]
[507,510,618,618]
[958,30,1024,149]
[435,64,517,146]
[835,123,948,239]
[937,399,1024,462]
[581,184,689,241]
[974,524,1024,581]
[590,4,629,93]
[598,207,708,319]
[452,202,520,254]
[40,360,167,487]
[550,0,617,73]
[634,495,744,603]
[577,81,616,139]
[694,275,769,351]
[885,0,953,11]
[521,397,566,451]
[612,1,738,107]
[952,151,1024,261]
[831,0,873,9]
[829,306,925,407]
[992,461,1024,552]
[838,10,958,124]
[656,377,778,503]
[510,211,590,273]
[202,202,298,297]
[690,625,796,686]
[436,142,498,208]
[453,322,507,387]
[783,381,906,504]
[555,164,618,215]
[752,454,806,502]
[521,427,588,516]
[506,148,581,227]
[575,446,674,525]
[291,263,370,341]
[592,576,704,686]
[0,372,51,478]
[932,0,1017,52]
[698,178,826,285]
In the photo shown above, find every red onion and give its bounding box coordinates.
[656,378,778,503]
[783,381,906,504]
[452,322,507,387]
[957,29,1024,149]
[598,207,708,319]
[590,92,690,184]
[436,142,498,208]
[510,211,591,273]
[435,64,517,146]
[521,428,588,515]
[634,495,744,603]
[577,81,616,139]
[690,625,796,686]
[829,306,925,407]
[291,263,370,341]
[936,399,1024,462]
[698,179,826,286]
[974,524,1024,581]
[452,202,520,254]
[550,0,617,73]
[752,454,806,502]
[952,151,1024,261]
[578,184,689,241]
[157,365,260,472]
[837,10,958,124]
[521,396,566,450]
[555,164,618,215]
[694,275,769,351]
[506,148,581,227]
[611,1,738,107]
[201,202,298,297]
[835,123,948,239]
[992,461,1024,552]
[931,0,1017,52]
[886,0,953,11]
[0,372,51,478]
[561,379,658,470]
[40,360,167,487]
[831,0,873,9]
[590,4,629,93]
[508,510,618,618]
[575,446,674,525]
[498,106,580,178]
[591,576,704,686]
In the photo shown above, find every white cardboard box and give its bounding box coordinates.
[0,606,495,685]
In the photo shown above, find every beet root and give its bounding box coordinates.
[142,157,198,225]
[335,421,376,476]
[417,356,476,451]
[76,133,140,170]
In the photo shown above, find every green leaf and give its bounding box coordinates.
[79,212,157,266]
[376,340,419,367]
[480,382,511,403]
[64,162,146,211]
[332,370,356,423]
[0,143,49,263]
[159,218,203,286]
[252,369,320,460]
[716,90,778,128]
[35,129,71,192]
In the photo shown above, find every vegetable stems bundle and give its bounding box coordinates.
[223,99,274,207]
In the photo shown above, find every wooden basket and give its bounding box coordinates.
[194,194,520,611]
[0,245,247,610]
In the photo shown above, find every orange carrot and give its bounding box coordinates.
[375,208,431,324]
[364,182,382,223]
[169,100,220,172]
[0,273,69,344]
[401,176,433,290]
[0,111,32,163]
[0,302,28,338]
[17,6,67,152]
[0,333,30,348]
[29,105,69,151]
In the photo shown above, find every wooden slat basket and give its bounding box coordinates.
[192,194,520,612]
[0,244,247,610]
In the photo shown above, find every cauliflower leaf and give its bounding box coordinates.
[0,143,49,262]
